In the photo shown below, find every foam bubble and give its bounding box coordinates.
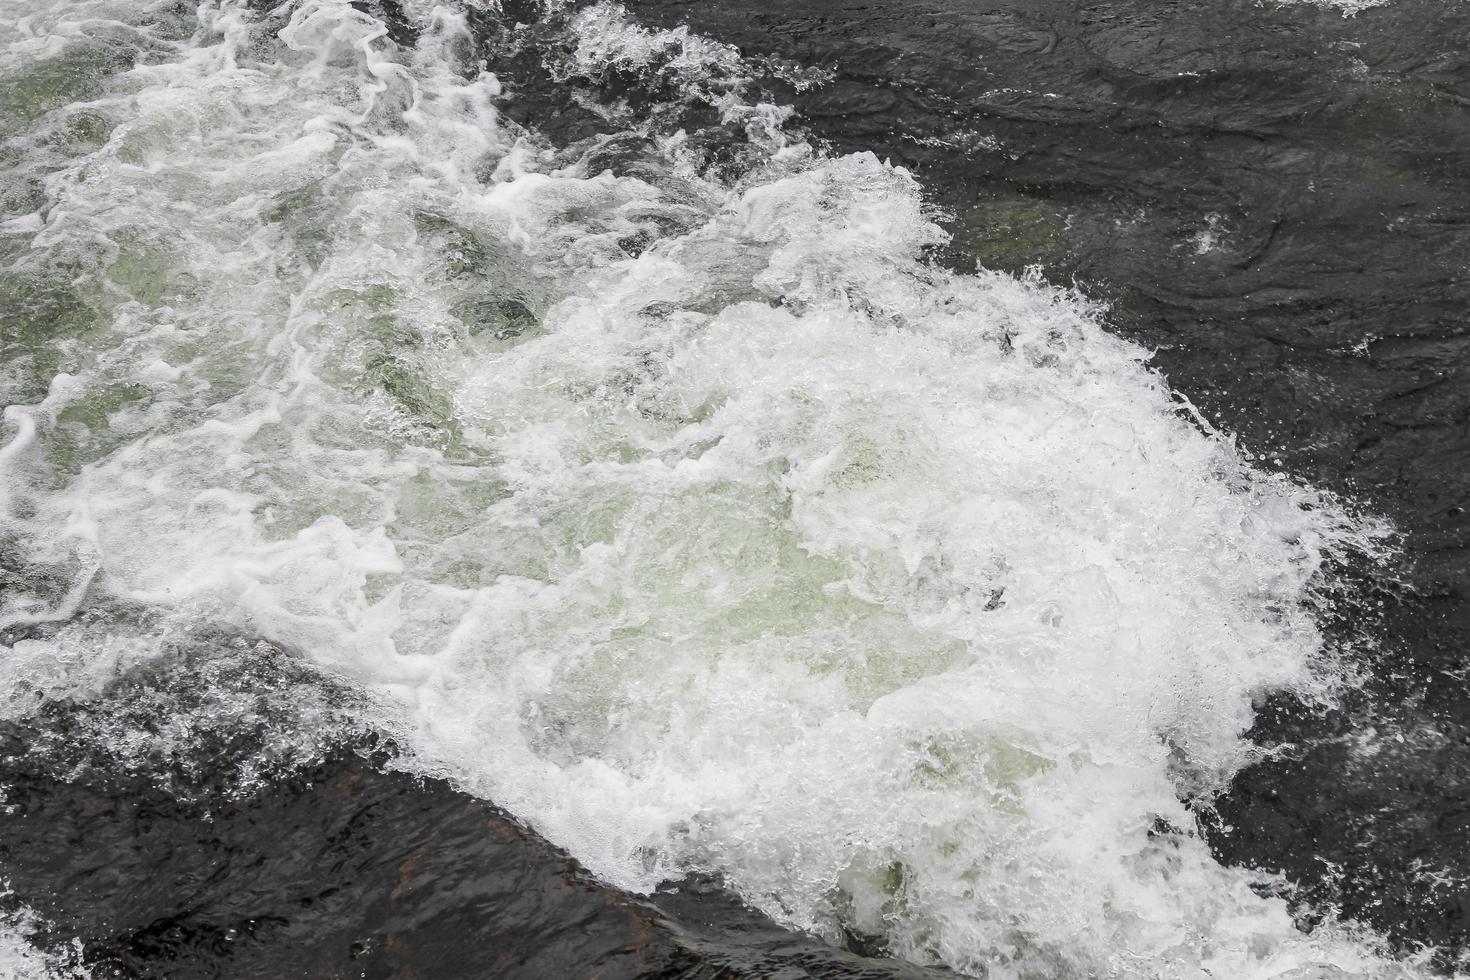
[1277,0,1391,18]
[0,895,88,980]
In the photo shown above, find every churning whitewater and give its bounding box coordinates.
[0,0,1428,976]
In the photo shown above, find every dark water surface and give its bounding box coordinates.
[4,0,1470,975]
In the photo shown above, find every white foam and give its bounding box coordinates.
[0,1,1431,977]
[0,896,88,980]
[1277,0,1391,17]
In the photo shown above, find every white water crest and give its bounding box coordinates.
[0,0,1429,976]
[1280,0,1391,18]
[0,893,87,980]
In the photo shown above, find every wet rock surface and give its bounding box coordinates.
[615,0,1470,964]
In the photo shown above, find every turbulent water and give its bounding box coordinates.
[0,0,1448,977]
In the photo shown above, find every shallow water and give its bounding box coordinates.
[0,0,1464,977]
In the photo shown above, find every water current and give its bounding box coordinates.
[0,0,1457,977]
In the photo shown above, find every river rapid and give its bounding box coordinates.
[0,1,1464,977]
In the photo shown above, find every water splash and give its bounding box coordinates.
[0,1,1427,976]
